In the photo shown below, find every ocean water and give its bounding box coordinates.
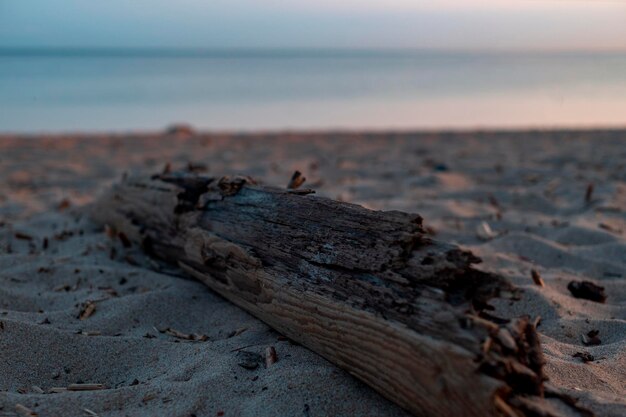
[1,49,626,132]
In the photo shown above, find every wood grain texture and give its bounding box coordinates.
[91,172,593,417]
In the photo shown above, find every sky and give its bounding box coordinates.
[1,0,626,51]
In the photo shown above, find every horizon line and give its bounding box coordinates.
[2,46,626,58]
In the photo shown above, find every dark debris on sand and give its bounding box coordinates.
[567,281,606,303]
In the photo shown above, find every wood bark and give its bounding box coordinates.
[91,172,593,417]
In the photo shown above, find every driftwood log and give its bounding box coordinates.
[91,172,592,417]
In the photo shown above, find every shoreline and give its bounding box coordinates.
[3,126,626,139]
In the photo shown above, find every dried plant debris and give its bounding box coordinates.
[584,183,594,204]
[265,346,278,368]
[57,198,71,211]
[493,395,517,417]
[237,351,264,370]
[582,330,601,346]
[567,281,606,303]
[142,393,156,404]
[158,327,209,342]
[124,255,139,266]
[15,403,38,417]
[104,224,116,239]
[227,327,248,338]
[476,221,498,241]
[598,222,622,234]
[66,383,106,391]
[424,225,437,236]
[530,269,545,287]
[54,283,74,292]
[573,352,595,363]
[78,301,96,320]
[14,232,34,241]
[475,316,546,399]
[76,330,102,336]
[31,385,44,394]
[287,170,306,189]
[287,188,315,195]
[216,176,254,196]
[118,232,132,248]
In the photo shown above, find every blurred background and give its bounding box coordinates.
[1,0,626,132]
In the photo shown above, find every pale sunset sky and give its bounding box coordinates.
[1,0,626,51]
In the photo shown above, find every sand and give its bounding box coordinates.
[0,130,624,417]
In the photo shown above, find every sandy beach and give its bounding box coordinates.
[0,130,624,417]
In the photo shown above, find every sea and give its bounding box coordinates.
[1,48,625,132]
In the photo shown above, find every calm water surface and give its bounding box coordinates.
[1,49,625,132]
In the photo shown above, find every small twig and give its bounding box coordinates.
[158,327,209,342]
[287,171,306,189]
[14,232,33,241]
[476,221,497,241]
[67,383,106,391]
[57,199,71,211]
[584,183,594,204]
[118,232,132,248]
[227,327,248,338]
[76,330,102,336]
[15,404,37,417]
[265,346,278,368]
[78,301,96,320]
[493,395,518,417]
[123,255,139,266]
[230,343,258,353]
[598,222,622,235]
[465,314,499,332]
[496,328,518,351]
[481,336,493,354]
[104,224,116,239]
[287,188,315,195]
[530,269,544,287]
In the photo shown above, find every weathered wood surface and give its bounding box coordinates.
[91,172,592,417]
